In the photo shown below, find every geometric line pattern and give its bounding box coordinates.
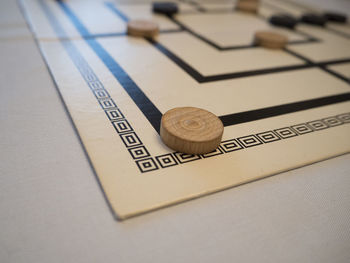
[291,123,313,135]
[274,127,298,139]
[220,139,244,153]
[237,135,263,148]
[151,112,350,170]
[308,120,328,130]
[256,131,281,143]
[37,0,350,173]
[173,153,201,164]
[155,153,178,168]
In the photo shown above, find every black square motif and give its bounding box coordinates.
[221,139,243,153]
[113,119,133,133]
[120,132,142,148]
[136,158,158,173]
[82,69,97,82]
[99,98,116,109]
[291,124,313,135]
[237,135,262,148]
[93,89,110,99]
[337,113,350,123]
[274,127,298,139]
[105,108,124,121]
[173,153,201,163]
[128,146,150,159]
[202,147,223,158]
[88,81,104,90]
[323,117,342,127]
[156,154,178,168]
[256,131,280,143]
[308,120,328,130]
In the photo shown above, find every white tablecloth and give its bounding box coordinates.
[1,0,349,262]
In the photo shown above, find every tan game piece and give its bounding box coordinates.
[254,31,288,49]
[160,107,224,154]
[236,0,259,14]
[127,19,159,38]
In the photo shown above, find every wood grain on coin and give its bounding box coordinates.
[127,19,159,38]
[160,107,224,154]
[254,31,288,49]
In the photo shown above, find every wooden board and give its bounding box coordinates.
[20,0,350,219]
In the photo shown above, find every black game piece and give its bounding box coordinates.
[301,13,327,26]
[269,14,298,29]
[152,2,179,16]
[324,12,348,23]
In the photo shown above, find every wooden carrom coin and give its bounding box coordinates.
[127,19,159,38]
[236,1,259,14]
[254,31,288,49]
[160,107,224,154]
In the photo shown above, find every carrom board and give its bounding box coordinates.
[20,0,350,219]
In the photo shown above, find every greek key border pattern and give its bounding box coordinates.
[67,40,350,173]
[36,0,350,173]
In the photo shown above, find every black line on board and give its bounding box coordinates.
[149,38,349,84]
[288,38,319,45]
[219,92,350,126]
[147,38,203,81]
[291,30,319,42]
[84,28,184,40]
[146,43,349,83]
[168,13,317,51]
[105,1,317,52]
[35,0,350,178]
[105,2,129,22]
[166,14,226,50]
[172,1,348,84]
[159,28,185,34]
[283,47,313,64]
[320,67,350,84]
[103,3,338,83]
[255,12,318,42]
[59,1,162,133]
[179,0,206,12]
[284,48,350,84]
[318,58,350,66]
[87,32,127,38]
[202,64,312,82]
[57,0,350,132]
[325,27,350,40]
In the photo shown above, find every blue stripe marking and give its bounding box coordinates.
[58,1,90,36]
[57,1,162,133]
[105,2,130,22]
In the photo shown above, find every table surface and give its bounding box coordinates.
[1,0,350,262]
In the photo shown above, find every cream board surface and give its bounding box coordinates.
[20,0,350,219]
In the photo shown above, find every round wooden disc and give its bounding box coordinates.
[254,31,288,49]
[160,107,224,154]
[236,1,259,13]
[127,19,159,38]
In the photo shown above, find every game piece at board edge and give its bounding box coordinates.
[160,107,224,154]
